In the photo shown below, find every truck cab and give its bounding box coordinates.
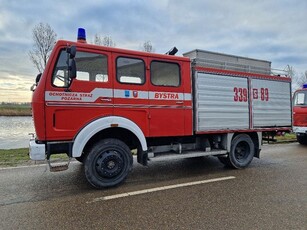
[293,84,307,145]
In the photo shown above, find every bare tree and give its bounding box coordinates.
[103,36,116,47]
[285,65,307,90]
[142,41,155,52]
[297,71,307,87]
[28,23,57,73]
[94,34,103,45]
[94,34,116,47]
[284,65,295,78]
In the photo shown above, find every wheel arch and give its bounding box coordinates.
[72,116,147,158]
[226,132,261,158]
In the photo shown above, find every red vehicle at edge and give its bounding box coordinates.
[293,84,307,145]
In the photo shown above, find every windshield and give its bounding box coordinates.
[293,91,307,106]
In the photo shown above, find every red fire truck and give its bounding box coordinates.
[293,84,307,145]
[29,29,292,188]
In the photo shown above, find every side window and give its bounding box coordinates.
[52,50,108,87]
[151,61,180,87]
[116,57,145,84]
[52,51,68,87]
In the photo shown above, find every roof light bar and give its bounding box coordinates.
[77,28,86,43]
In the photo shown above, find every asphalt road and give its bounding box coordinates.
[0,143,306,230]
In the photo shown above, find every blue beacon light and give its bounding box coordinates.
[303,83,307,89]
[77,28,86,43]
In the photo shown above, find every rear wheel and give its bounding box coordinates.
[84,138,133,189]
[228,134,255,169]
[217,156,232,167]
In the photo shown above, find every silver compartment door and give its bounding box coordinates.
[195,72,249,131]
[251,79,291,127]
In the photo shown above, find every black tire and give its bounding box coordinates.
[228,134,255,169]
[84,138,133,189]
[297,135,307,145]
[217,156,232,167]
[75,155,85,163]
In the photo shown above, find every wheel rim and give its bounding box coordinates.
[234,141,250,162]
[95,150,124,178]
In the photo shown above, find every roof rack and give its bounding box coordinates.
[183,49,289,77]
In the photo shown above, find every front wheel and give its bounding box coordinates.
[297,135,307,145]
[228,134,255,169]
[84,138,133,189]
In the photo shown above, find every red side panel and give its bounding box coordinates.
[293,106,307,126]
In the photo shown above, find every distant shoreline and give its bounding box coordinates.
[0,111,32,116]
[0,114,31,116]
[0,106,32,116]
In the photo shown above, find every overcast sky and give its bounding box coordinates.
[1,0,306,102]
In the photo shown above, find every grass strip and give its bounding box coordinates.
[0,148,69,167]
[0,148,30,167]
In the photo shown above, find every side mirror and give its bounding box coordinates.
[35,73,42,84]
[67,45,76,58]
[31,73,42,91]
[65,45,77,90]
[69,59,76,79]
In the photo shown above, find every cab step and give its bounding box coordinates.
[148,150,227,162]
[48,158,71,172]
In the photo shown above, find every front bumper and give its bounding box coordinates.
[29,139,46,161]
[293,126,307,134]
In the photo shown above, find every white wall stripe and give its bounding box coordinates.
[46,89,192,102]
[149,91,183,100]
[114,89,148,99]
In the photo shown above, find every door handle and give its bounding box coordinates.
[176,101,184,104]
[101,98,112,102]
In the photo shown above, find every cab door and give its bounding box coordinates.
[45,48,113,140]
[148,59,185,137]
[112,54,149,136]
[293,90,307,127]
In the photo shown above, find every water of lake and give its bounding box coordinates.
[0,116,34,149]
